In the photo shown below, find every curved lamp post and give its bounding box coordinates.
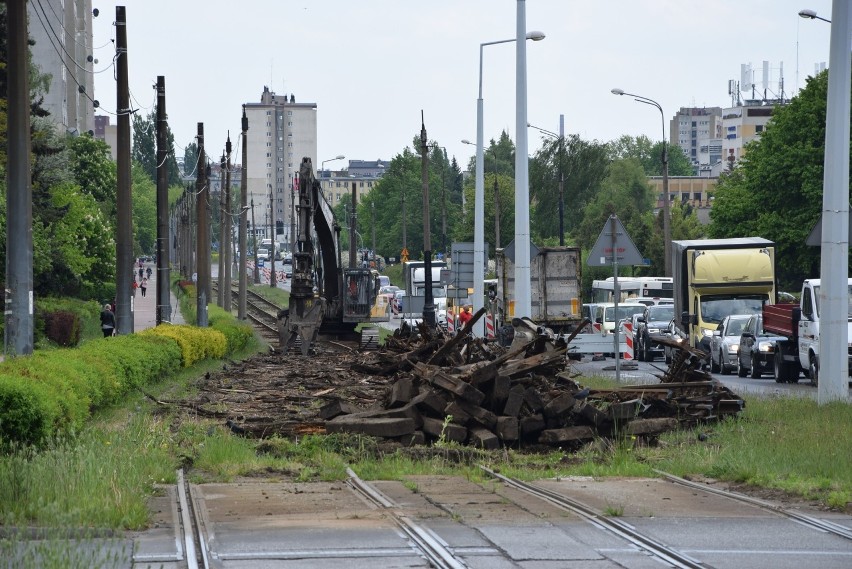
[799,8,831,22]
[611,88,671,276]
[473,29,545,332]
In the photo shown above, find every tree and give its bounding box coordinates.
[608,134,694,176]
[530,134,610,242]
[707,70,832,288]
[131,109,181,185]
[183,141,199,178]
[67,134,117,209]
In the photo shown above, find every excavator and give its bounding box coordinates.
[278,157,380,354]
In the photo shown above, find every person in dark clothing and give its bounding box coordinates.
[100,304,115,337]
[140,277,148,297]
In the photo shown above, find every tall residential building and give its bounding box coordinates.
[27,0,95,136]
[244,87,317,248]
[93,115,117,159]
[670,107,723,174]
[720,100,775,169]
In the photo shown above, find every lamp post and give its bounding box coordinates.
[474,27,545,330]
[528,117,566,246]
[513,3,542,319]
[321,154,345,176]
[799,8,831,22]
[611,88,671,276]
[803,0,850,403]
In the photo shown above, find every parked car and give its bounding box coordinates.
[737,313,790,380]
[636,304,675,362]
[282,257,293,278]
[709,314,751,374]
[256,248,270,262]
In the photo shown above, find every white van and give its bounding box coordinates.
[594,302,646,334]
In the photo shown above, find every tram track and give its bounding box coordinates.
[654,469,852,541]
[346,468,468,569]
[481,465,714,569]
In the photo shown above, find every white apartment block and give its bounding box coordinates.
[318,160,387,206]
[671,107,723,174]
[244,87,317,247]
[27,0,95,136]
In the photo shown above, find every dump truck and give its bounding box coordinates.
[494,244,582,335]
[762,278,852,385]
[672,238,776,359]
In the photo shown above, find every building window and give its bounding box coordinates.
[266,111,271,116]
[287,111,293,116]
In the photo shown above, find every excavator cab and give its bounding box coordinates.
[342,268,378,322]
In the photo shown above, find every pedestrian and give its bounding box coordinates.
[138,267,144,280]
[132,279,138,297]
[100,303,115,337]
[140,277,148,297]
[146,266,152,279]
[458,305,473,326]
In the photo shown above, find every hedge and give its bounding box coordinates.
[0,303,255,448]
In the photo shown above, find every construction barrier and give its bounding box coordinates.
[622,321,634,360]
[485,313,495,339]
[447,313,455,334]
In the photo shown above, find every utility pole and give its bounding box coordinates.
[224,135,233,312]
[238,108,248,319]
[349,184,358,268]
[371,202,376,259]
[115,6,133,335]
[420,112,435,327]
[251,199,260,284]
[494,173,501,251]
[196,123,209,327]
[216,154,228,310]
[155,75,171,324]
[441,160,447,256]
[5,0,33,355]
[269,190,277,289]
[558,114,565,246]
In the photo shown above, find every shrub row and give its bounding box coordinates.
[0,299,255,448]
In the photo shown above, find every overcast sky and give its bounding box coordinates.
[90,0,833,170]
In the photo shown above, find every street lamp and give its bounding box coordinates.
[321,154,345,175]
[528,116,566,246]
[799,8,831,22]
[474,28,545,331]
[611,87,671,277]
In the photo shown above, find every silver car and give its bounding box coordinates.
[710,314,751,374]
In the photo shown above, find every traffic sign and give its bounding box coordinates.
[806,212,852,246]
[587,215,644,267]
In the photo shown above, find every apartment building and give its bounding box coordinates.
[27,0,95,136]
[318,160,387,206]
[244,87,317,248]
[670,107,723,174]
[720,100,775,168]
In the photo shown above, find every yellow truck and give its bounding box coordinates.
[672,238,776,360]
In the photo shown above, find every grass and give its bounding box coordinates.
[1,364,849,534]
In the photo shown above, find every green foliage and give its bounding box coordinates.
[67,134,117,208]
[139,324,227,367]
[131,109,181,186]
[530,134,610,241]
[0,332,183,447]
[708,71,832,288]
[40,310,81,347]
[608,134,694,176]
[362,139,462,260]
[131,162,157,255]
[208,305,254,354]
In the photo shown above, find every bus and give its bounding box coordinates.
[591,276,673,304]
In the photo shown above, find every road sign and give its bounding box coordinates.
[806,212,852,246]
[587,215,644,267]
[257,259,265,268]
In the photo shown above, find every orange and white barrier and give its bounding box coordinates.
[447,313,455,334]
[485,313,496,339]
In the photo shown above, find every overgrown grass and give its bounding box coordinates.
[3,364,849,534]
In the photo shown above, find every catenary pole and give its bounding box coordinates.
[818,0,851,403]
[155,76,171,324]
[224,135,233,311]
[115,6,133,334]
[5,0,33,355]
[196,124,209,326]
[238,108,249,319]
[217,153,226,307]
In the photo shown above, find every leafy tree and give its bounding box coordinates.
[465,130,515,176]
[183,141,199,178]
[131,109,182,185]
[131,163,157,256]
[530,134,610,242]
[608,134,693,176]
[67,134,116,210]
[707,70,833,288]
